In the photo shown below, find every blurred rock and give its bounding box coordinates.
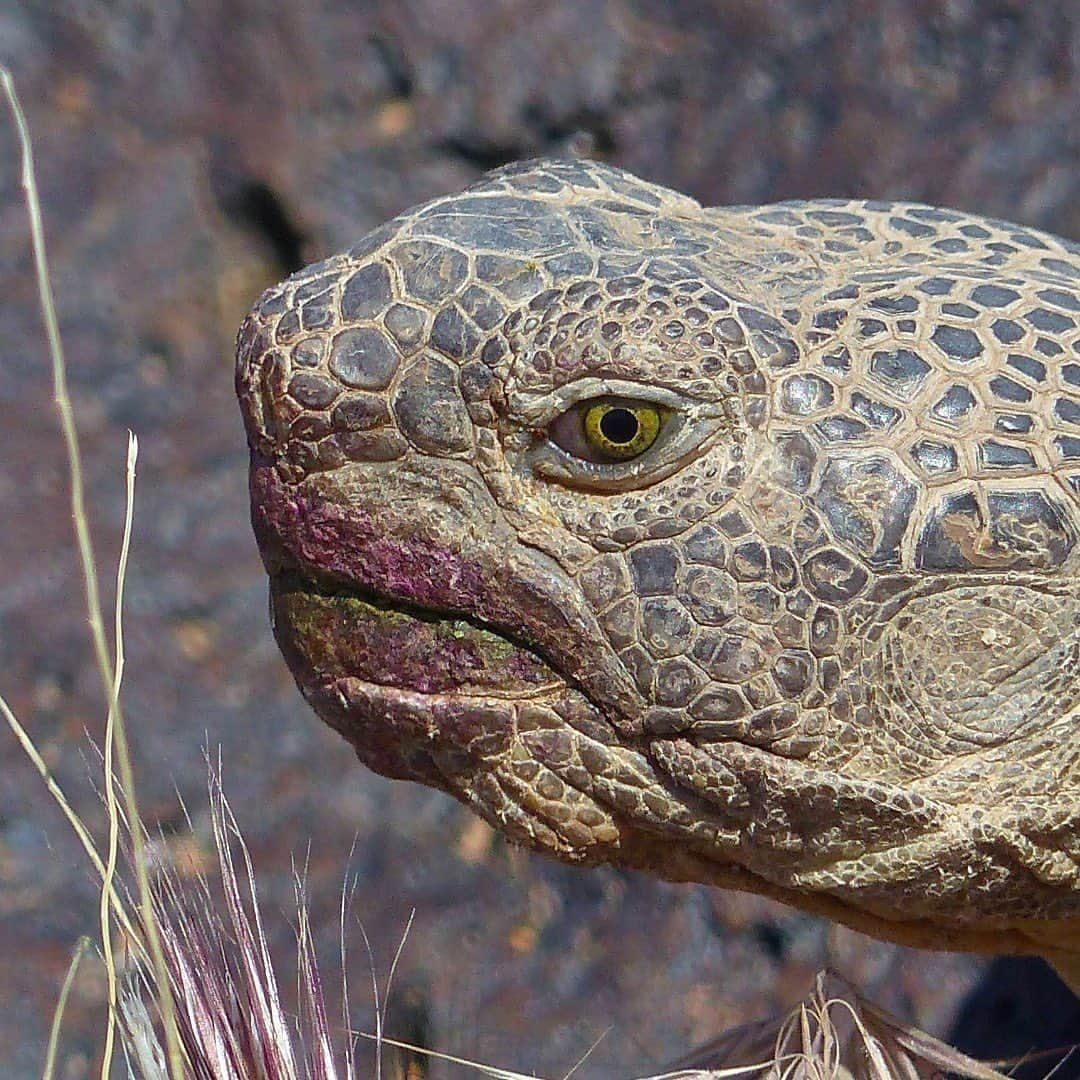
[0,2,1077,1076]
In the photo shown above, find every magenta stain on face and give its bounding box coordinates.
[304,500,495,610]
[250,459,544,639]
[253,458,561,698]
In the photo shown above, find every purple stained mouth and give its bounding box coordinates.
[248,453,613,718]
[270,571,565,699]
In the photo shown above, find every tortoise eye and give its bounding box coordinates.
[548,396,665,463]
[583,400,661,459]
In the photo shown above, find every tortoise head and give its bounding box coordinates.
[237,158,1080,956]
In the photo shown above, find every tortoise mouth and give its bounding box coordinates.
[269,570,567,700]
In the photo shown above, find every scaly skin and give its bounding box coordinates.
[235,158,1080,985]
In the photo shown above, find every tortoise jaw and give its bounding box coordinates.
[267,570,576,790]
[248,454,647,732]
[269,570,568,701]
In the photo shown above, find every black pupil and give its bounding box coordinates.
[600,407,640,444]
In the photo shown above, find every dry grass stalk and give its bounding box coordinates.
[0,63,183,1079]
[658,970,1026,1080]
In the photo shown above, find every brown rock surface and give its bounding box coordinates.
[0,2,1077,1076]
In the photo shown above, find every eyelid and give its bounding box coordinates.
[513,378,702,428]
[515,382,730,493]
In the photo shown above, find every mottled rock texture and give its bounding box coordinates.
[1,2,1078,1077]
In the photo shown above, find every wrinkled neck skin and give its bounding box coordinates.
[236,158,1080,967]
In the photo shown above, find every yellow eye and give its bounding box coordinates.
[547,395,669,465]
[582,400,661,460]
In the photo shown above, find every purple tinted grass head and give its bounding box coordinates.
[112,774,1038,1080]
[118,773,359,1080]
[119,799,1034,1080]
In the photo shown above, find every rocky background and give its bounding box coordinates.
[1,1,1078,1077]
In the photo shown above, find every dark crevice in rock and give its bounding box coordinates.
[217,178,308,276]
[369,33,415,100]
[522,103,617,157]
[752,920,788,962]
[437,105,616,171]
[435,135,524,171]
[383,976,433,1079]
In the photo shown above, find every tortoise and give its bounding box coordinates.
[235,158,1080,999]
